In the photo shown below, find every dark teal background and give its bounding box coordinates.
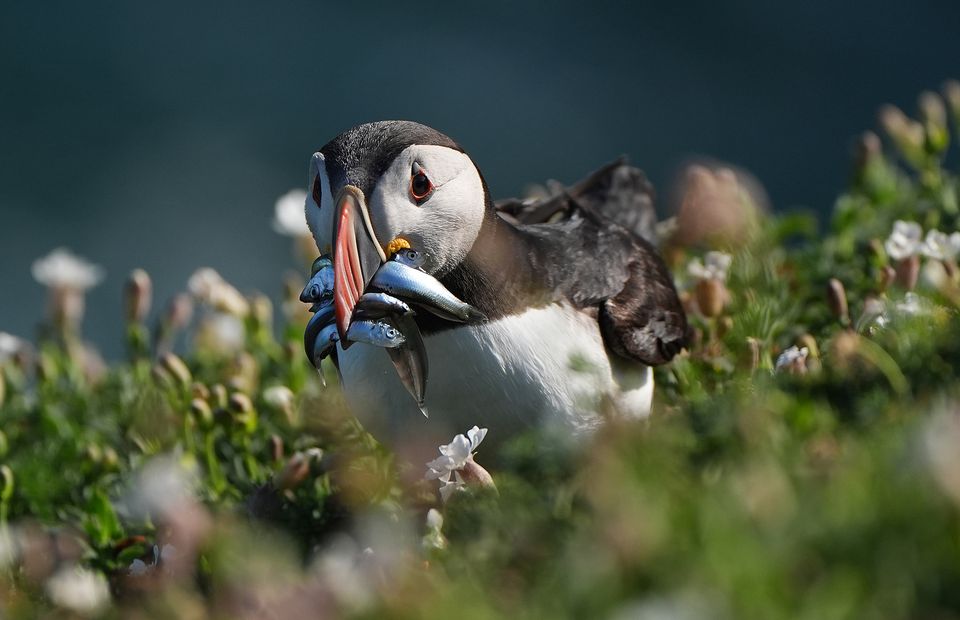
[1,1,958,356]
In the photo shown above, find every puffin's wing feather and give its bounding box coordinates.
[495,159,658,244]
[597,236,688,366]
[513,212,687,366]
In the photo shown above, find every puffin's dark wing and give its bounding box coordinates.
[512,206,687,366]
[596,235,688,366]
[495,159,658,245]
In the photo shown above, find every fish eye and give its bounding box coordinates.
[410,162,434,204]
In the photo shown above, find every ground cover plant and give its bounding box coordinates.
[2,82,960,619]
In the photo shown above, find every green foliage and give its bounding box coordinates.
[3,83,960,618]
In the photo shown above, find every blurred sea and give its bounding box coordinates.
[1,0,958,357]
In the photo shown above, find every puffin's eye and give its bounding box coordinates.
[410,163,434,204]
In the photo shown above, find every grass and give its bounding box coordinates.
[2,81,960,618]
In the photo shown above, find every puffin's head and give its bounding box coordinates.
[305,120,488,338]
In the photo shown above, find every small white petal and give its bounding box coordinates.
[687,252,731,281]
[196,314,246,353]
[466,426,488,452]
[187,268,248,315]
[272,189,311,237]
[31,248,104,291]
[128,559,149,576]
[439,434,472,467]
[439,475,465,503]
[950,232,960,254]
[0,332,23,363]
[704,251,732,280]
[775,345,809,372]
[921,229,958,261]
[425,455,455,481]
[895,292,925,316]
[687,257,708,280]
[159,544,177,564]
[46,566,110,615]
[425,508,443,531]
[885,220,923,261]
[263,385,295,411]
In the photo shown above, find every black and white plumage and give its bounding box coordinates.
[304,121,687,455]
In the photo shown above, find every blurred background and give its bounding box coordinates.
[2,0,958,358]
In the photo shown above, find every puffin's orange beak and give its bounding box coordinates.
[332,185,386,344]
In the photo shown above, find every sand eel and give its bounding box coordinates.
[302,121,687,455]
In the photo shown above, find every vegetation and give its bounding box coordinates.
[2,81,960,619]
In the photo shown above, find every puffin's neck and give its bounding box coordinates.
[434,210,554,324]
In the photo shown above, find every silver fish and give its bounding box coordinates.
[370,261,486,323]
[346,319,406,348]
[311,323,339,368]
[300,255,335,310]
[386,313,429,417]
[351,291,428,414]
[352,292,413,321]
[304,305,336,365]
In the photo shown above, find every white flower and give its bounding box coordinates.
[0,332,23,364]
[861,293,930,333]
[425,426,488,483]
[46,565,110,615]
[438,472,466,503]
[312,535,374,611]
[127,543,177,577]
[775,346,808,373]
[158,543,177,565]
[857,296,890,333]
[884,220,923,261]
[425,508,443,530]
[124,457,196,522]
[894,292,925,316]
[422,508,447,551]
[272,189,311,237]
[31,247,104,291]
[263,385,295,411]
[921,229,960,261]
[195,313,245,354]
[922,259,950,289]
[187,267,249,316]
[128,558,149,576]
[687,251,732,281]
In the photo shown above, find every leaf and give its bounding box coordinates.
[84,490,123,548]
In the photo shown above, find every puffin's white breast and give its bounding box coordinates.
[336,302,652,453]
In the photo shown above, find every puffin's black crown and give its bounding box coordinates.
[320,121,464,198]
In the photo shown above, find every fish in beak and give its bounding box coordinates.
[332,185,387,346]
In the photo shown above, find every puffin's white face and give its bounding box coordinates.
[304,141,487,336]
[368,145,486,276]
[305,152,334,254]
[305,144,486,277]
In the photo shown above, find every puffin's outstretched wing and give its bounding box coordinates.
[495,158,658,245]
[502,161,687,366]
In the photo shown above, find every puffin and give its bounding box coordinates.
[304,120,687,457]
